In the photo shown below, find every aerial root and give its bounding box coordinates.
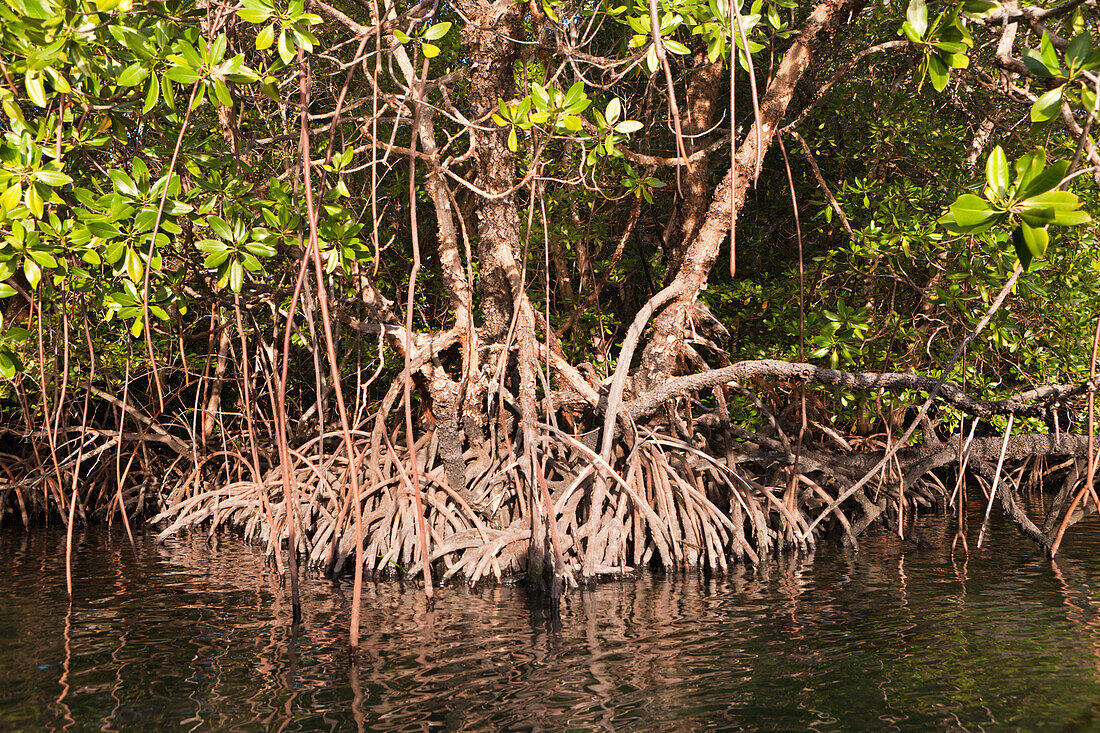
[142,419,982,584]
[8,416,1093,583]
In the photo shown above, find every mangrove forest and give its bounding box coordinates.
[3,0,1100,651]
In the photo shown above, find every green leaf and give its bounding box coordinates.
[1019,190,1083,211]
[542,0,559,23]
[961,0,998,18]
[25,70,47,107]
[229,258,244,292]
[162,74,176,109]
[1040,32,1061,76]
[932,41,967,54]
[34,169,71,187]
[143,75,161,113]
[212,78,233,107]
[1016,190,1089,227]
[421,22,452,41]
[239,252,261,271]
[507,126,518,152]
[125,247,144,282]
[563,81,586,110]
[1030,86,1063,122]
[245,241,276,258]
[0,284,15,298]
[1,185,20,213]
[614,120,644,134]
[165,66,201,83]
[393,29,411,44]
[29,249,56,268]
[108,169,139,198]
[210,33,228,63]
[1066,31,1092,71]
[942,51,969,69]
[118,62,149,87]
[293,29,315,53]
[906,0,927,39]
[237,2,271,23]
[4,327,31,341]
[1018,160,1069,200]
[927,53,949,92]
[25,185,43,219]
[256,23,275,50]
[207,216,233,240]
[1023,49,1054,78]
[132,158,149,186]
[1012,223,1048,269]
[191,83,207,111]
[23,258,40,289]
[278,28,295,65]
[204,250,230,268]
[606,98,621,125]
[45,67,71,94]
[948,193,997,231]
[1012,150,1045,192]
[560,115,583,132]
[664,39,690,55]
[985,146,1009,198]
[0,351,15,380]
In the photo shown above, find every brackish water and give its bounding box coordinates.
[3,509,1100,731]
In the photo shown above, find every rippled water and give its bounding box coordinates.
[3,509,1100,731]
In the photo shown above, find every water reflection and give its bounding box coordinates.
[2,511,1100,731]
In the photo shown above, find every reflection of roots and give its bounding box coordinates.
[142,418,1091,585]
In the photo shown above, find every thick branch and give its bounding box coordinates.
[624,358,1095,421]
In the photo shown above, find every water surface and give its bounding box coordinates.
[3,510,1100,731]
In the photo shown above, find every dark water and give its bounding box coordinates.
[3,510,1100,732]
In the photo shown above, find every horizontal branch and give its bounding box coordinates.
[624,359,1095,420]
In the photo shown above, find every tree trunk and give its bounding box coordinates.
[453,0,527,341]
[639,0,867,388]
[668,52,726,275]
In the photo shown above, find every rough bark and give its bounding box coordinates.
[452,0,527,341]
[624,359,1093,422]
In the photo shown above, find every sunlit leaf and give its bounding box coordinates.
[422,22,451,41]
[606,98,621,125]
[256,23,275,50]
[906,0,927,38]
[947,193,997,232]
[1030,86,1063,122]
[118,62,149,87]
[985,146,1009,198]
[1066,31,1092,71]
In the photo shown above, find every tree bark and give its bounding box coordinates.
[452,0,527,341]
[669,52,726,274]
